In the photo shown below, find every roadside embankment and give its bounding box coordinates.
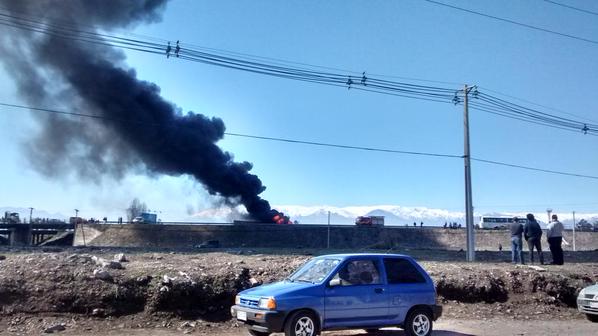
[74,223,598,251]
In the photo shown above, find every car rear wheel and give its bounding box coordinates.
[587,314,598,323]
[248,330,270,336]
[404,308,433,336]
[284,311,319,336]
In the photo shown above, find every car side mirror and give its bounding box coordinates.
[329,278,341,287]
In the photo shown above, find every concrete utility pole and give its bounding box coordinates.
[546,208,552,224]
[327,211,331,249]
[28,207,34,245]
[75,208,86,246]
[573,211,575,252]
[463,85,475,262]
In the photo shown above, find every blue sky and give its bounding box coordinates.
[1,0,597,220]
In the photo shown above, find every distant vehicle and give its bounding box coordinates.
[577,284,598,322]
[132,213,157,224]
[575,220,596,232]
[231,253,441,336]
[478,216,525,230]
[355,216,385,226]
[140,212,157,224]
[69,217,85,225]
[3,212,20,224]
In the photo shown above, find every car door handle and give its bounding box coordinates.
[374,288,384,294]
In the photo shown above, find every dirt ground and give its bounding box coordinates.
[1,246,597,335]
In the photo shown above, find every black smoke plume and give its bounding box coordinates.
[0,0,283,223]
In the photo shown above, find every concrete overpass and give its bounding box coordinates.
[0,222,74,246]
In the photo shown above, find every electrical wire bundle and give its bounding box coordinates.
[0,10,458,103]
[0,7,596,137]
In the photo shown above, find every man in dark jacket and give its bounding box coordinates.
[524,213,544,265]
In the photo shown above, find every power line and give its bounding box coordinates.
[469,92,598,135]
[423,0,598,45]
[471,157,598,180]
[0,8,596,136]
[2,101,598,181]
[542,0,598,17]
[478,85,598,124]
[224,132,461,158]
[0,5,463,87]
[0,12,461,108]
[475,201,598,208]
[0,102,461,159]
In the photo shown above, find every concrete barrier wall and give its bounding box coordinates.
[74,224,598,251]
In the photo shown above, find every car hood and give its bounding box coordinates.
[581,284,598,295]
[240,281,315,298]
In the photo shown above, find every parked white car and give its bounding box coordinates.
[577,284,598,322]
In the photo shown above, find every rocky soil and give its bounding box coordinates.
[0,247,597,334]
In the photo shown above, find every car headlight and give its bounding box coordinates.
[235,295,240,305]
[579,289,586,297]
[258,297,277,310]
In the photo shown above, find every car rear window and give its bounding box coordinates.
[383,258,426,284]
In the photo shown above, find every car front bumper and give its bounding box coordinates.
[231,305,286,333]
[577,297,598,316]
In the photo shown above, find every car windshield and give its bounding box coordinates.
[288,258,341,283]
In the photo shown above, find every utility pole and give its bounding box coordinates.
[546,208,552,224]
[75,209,86,246]
[28,207,34,245]
[463,85,475,262]
[327,211,331,249]
[573,211,575,252]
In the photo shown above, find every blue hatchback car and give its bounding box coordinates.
[231,253,442,336]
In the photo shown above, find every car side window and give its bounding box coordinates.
[383,258,426,284]
[333,259,382,286]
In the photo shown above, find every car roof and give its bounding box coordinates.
[315,253,413,259]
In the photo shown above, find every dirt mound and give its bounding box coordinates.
[430,263,596,309]
[436,272,508,303]
[1,248,597,324]
[0,250,309,322]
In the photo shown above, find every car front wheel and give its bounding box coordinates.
[587,314,598,323]
[284,311,319,336]
[405,308,433,336]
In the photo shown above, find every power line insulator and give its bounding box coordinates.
[165,42,171,59]
[175,40,181,58]
[582,124,589,134]
[361,72,367,86]
[453,92,461,105]
[346,76,353,89]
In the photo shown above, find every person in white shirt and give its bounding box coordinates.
[547,214,565,265]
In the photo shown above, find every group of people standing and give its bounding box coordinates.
[509,213,565,265]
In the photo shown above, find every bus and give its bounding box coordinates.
[477,216,526,230]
